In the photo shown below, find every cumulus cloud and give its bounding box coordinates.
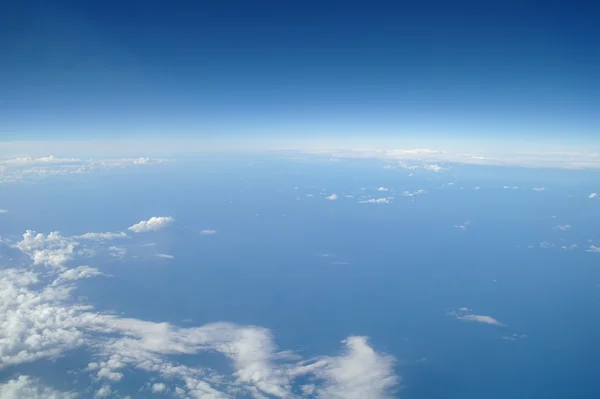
[128,216,174,233]
[326,194,338,200]
[359,198,390,204]
[12,230,77,268]
[152,382,167,393]
[155,254,175,259]
[377,187,389,191]
[590,193,598,199]
[200,229,217,235]
[310,336,398,399]
[0,376,76,399]
[74,232,129,241]
[108,246,127,259]
[555,224,571,231]
[0,252,401,399]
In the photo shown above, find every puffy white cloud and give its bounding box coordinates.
[310,336,398,399]
[155,254,175,259]
[377,187,389,191]
[94,384,112,398]
[325,194,338,200]
[589,193,598,199]
[152,383,167,393]
[74,232,129,241]
[128,217,174,233]
[200,230,217,235]
[555,224,571,231]
[12,231,77,268]
[359,198,390,204]
[0,376,76,399]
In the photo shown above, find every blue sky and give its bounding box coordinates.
[1,0,599,150]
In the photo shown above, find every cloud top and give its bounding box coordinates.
[128,217,174,233]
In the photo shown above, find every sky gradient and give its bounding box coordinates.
[1,0,599,150]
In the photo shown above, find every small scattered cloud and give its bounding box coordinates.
[561,244,578,250]
[377,187,389,191]
[555,224,571,231]
[0,209,8,213]
[402,189,426,197]
[532,187,545,191]
[326,194,338,200]
[586,245,600,253]
[589,193,598,199]
[155,254,175,259]
[151,383,167,393]
[359,198,390,204]
[450,308,504,326]
[454,221,471,231]
[502,186,518,189]
[473,187,480,190]
[75,232,129,241]
[200,229,217,235]
[502,334,528,341]
[108,246,127,259]
[457,314,504,326]
[128,216,174,233]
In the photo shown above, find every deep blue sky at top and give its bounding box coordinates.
[1,0,598,148]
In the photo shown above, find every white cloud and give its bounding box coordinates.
[152,383,167,393]
[555,224,571,231]
[74,232,129,241]
[155,254,175,259]
[456,314,504,326]
[12,230,77,268]
[200,229,217,235]
[310,336,398,399]
[473,187,480,190]
[108,246,127,259]
[94,384,112,398]
[454,221,471,231]
[0,209,8,213]
[0,256,401,399]
[586,246,600,253]
[402,189,426,197]
[307,148,600,170]
[359,198,390,204]
[589,193,598,199]
[532,187,545,191]
[502,186,518,189]
[52,265,103,286]
[377,187,389,191]
[326,194,338,200]
[0,376,76,399]
[128,217,174,233]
